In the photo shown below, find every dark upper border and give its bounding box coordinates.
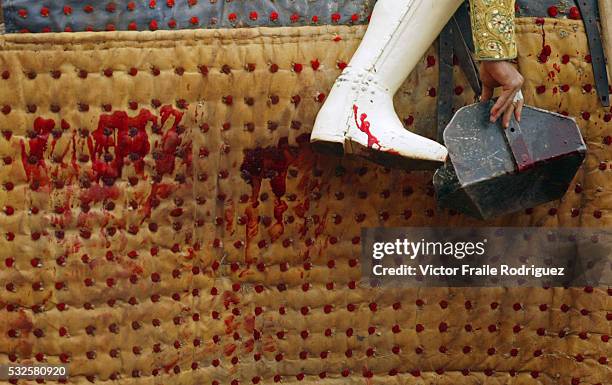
[2,0,585,34]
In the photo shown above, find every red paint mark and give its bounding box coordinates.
[353,105,380,149]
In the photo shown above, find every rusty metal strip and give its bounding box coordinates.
[437,21,455,144]
[577,0,610,107]
[503,120,535,171]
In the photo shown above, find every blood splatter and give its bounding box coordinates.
[539,45,551,63]
[20,117,55,185]
[353,105,380,149]
[90,109,155,183]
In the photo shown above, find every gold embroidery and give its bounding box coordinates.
[470,0,518,60]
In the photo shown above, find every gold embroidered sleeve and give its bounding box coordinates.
[469,0,518,60]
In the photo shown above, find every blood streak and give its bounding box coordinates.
[270,199,288,241]
[223,343,237,356]
[162,357,179,373]
[240,136,310,243]
[154,106,184,176]
[314,208,329,237]
[80,184,120,205]
[536,18,552,63]
[242,338,255,353]
[87,105,187,222]
[294,197,310,237]
[243,314,255,333]
[224,206,235,233]
[224,315,240,335]
[222,290,240,309]
[20,117,55,184]
[353,105,380,148]
[142,183,174,220]
[13,310,34,335]
[90,109,155,182]
[244,205,259,244]
[262,335,276,352]
[49,120,72,169]
[240,137,294,202]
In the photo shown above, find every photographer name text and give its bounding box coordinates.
[373,264,565,278]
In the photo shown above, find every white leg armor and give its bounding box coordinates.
[311,0,464,168]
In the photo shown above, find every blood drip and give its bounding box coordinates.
[240,135,311,245]
[90,109,155,183]
[20,117,55,185]
[536,19,551,63]
[154,106,184,176]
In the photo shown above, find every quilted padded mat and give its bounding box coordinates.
[0,0,587,33]
[0,19,610,384]
[2,0,376,32]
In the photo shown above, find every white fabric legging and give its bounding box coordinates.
[348,0,464,92]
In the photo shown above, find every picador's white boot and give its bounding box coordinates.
[311,0,463,169]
